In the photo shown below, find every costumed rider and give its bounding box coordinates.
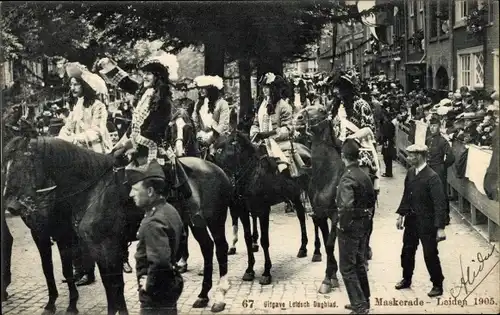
[57,62,114,285]
[250,73,298,177]
[291,78,311,113]
[192,75,230,159]
[58,62,113,154]
[95,51,192,199]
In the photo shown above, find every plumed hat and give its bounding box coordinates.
[66,62,108,95]
[194,75,224,90]
[125,160,165,186]
[138,50,179,81]
[341,138,361,160]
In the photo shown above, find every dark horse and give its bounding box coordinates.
[3,130,234,314]
[212,130,313,285]
[294,105,346,294]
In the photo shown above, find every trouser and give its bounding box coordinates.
[2,216,13,294]
[338,217,371,312]
[139,275,183,315]
[73,236,95,277]
[401,223,444,287]
[383,152,393,176]
[365,207,375,261]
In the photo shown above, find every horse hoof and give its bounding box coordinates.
[311,253,322,262]
[65,308,79,315]
[259,275,272,285]
[242,271,255,281]
[42,308,56,315]
[252,244,259,252]
[228,247,236,255]
[330,278,340,288]
[211,302,226,313]
[193,297,209,308]
[318,282,332,294]
[296,248,307,258]
[198,269,204,276]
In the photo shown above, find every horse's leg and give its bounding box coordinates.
[190,224,214,309]
[292,196,308,258]
[208,217,230,313]
[176,222,189,273]
[259,207,273,285]
[31,231,58,314]
[318,216,339,294]
[1,215,13,301]
[251,215,259,252]
[56,239,79,314]
[240,202,256,282]
[228,203,239,255]
[96,245,128,315]
[312,216,322,262]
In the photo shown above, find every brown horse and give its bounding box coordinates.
[212,130,312,285]
[294,105,345,294]
[3,127,235,314]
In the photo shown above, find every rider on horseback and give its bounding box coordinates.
[173,77,196,118]
[192,75,230,159]
[250,73,297,176]
[95,51,192,204]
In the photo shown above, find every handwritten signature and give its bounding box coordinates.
[450,244,500,301]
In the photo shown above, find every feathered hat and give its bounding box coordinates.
[66,62,108,95]
[193,75,224,90]
[175,77,194,90]
[138,50,179,81]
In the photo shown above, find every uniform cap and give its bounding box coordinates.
[341,138,361,160]
[125,160,165,185]
[406,144,428,153]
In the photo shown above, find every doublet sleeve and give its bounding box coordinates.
[74,101,108,143]
[212,100,230,135]
[274,101,292,141]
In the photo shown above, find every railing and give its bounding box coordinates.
[395,123,499,242]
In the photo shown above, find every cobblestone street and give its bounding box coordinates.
[2,160,499,315]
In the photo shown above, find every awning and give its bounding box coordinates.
[406,53,427,65]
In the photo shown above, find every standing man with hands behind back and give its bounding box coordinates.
[126,160,186,315]
[395,144,447,298]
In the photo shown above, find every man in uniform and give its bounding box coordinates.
[337,139,377,314]
[126,160,185,315]
[173,78,195,118]
[395,144,447,297]
[425,116,455,225]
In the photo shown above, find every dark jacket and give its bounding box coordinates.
[336,164,377,230]
[381,119,396,158]
[396,165,447,233]
[425,133,455,169]
[135,198,185,296]
[119,80,172,145]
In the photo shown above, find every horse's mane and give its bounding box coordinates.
[37,137,115,180]
[171,108,192,124]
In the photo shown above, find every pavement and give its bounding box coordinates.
[2,159,499,315]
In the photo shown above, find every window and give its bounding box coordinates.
[409,0,415,16]
[493,49,499,94]
[455,0,468,23]
[457,46,484,89]
[417,1,425,30]
[430,2,438,38]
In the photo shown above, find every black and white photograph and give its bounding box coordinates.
[1,1,499,314]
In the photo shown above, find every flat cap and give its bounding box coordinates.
[342,138,361,159]
[125,160,165,185]
[406,143,428,153]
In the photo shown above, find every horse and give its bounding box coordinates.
[3,129,234,314]
[294,105,346,294]
[170,109,264,259]
[212,130,313,285]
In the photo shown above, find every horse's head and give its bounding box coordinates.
[213,130,256,174]
[294,105,331,135]
[3,133,54,227]
[170,108,195,157]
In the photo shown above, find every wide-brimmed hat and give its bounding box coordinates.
[66,62,108,95]
[138,50,179,81]
[194,75,224,90]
